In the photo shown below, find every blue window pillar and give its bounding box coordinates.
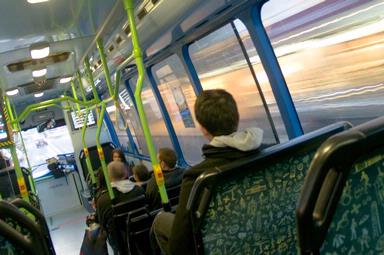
[239,3,303,139]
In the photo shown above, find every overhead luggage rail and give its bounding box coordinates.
[186,122,351,254]
[296,116,384,255]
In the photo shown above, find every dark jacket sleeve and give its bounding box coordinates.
[168,174,195,255]
[146,176,160,210]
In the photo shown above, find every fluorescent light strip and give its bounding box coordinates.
[6,89,19,96]
[32,68,47,78]
[30,46,49,59]
[27,0,49,3]
[60,77,72,84]
[34,92,44,98]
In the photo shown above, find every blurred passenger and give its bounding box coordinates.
[132,164,151,189]
[95,161,144,253]
[0,151,10,169]
[146,148,184,210]
[111,148,132,177]
[151,89,264,255]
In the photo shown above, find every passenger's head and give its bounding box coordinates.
[195,89,239,140]
[157,147,177,171]
[97,167,106,189]
[132,164,150,183]
[112,149,126,163]
[107,161,128,182]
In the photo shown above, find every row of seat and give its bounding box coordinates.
[186,116,384,254]
[109,184,181,254]
[0,198,55,255]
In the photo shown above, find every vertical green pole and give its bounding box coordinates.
[77,71,87,102]
[84,57,100,102]
[10,102,36,195]
[3,97,29,202]
[122,0,169,207]
[95,102,114,199]
[81,107,96,185]
[71,81,81,113]
[96,39,114,98]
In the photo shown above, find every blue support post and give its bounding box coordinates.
[178,46,203,95]
[104,110,121,148]
[239,4,303,139]
[146,67,188,167]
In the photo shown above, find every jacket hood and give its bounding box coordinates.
[209,127,263,151]
[111,179,136,193]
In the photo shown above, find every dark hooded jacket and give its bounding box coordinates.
[167,128,264,255]
[146,167,184,210]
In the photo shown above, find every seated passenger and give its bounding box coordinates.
[132,164,151,190]
[151,89,263,255]
[112,148,132,177]
[146,148,184,210]
[95,161,144,252]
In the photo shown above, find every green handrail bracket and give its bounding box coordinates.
[77,72,88,102]
[71,81,82,113]
[95,102,114,200]
[84,57,100,103]
[96,39,115,98]
[122,0,169,207]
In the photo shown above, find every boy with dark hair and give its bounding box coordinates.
[151,89,263,255]
[132,164,151,189]
[146,148,184,210]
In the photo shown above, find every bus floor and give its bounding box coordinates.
[48,206,113,254]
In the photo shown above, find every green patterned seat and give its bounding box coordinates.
[322,148,384,254]
[297,116,384,255]
[187,122,351,255]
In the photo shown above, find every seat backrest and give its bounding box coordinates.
[187,122,351,255]
[167,184,181,206]
[0,200,49,255]
[110,195,147,254]
[296,116,384,254]
[0,167,32,199]
[79,142,115,182]
[11,198,55,255]
[126,209,155,255]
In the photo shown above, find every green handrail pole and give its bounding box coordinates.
[71,81,81,113]
[122,0,169,207]
[10,146,30,202]
[4,97,17,130]
[96,39,114,98]
[84,57,100,102]
[11,103,36,195]
[95,102,114,199]
[81,107,96,185]
[77,71,87,102]
[3,98,29,202]
[14,96,96,125]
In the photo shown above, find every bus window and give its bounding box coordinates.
[129,75,174,152]
[118,87,149,155]
[152,54,205,165]
[189,21,279,144]
[106,102,131,152]
[262,1,384,133]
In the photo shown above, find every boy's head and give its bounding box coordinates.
[132,164,150,182]
[195,89,239,140]
[108,161,127,182]
[158,148,177,170]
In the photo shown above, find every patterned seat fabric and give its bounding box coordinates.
[201,151,315,255]
[321,147,384,254]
